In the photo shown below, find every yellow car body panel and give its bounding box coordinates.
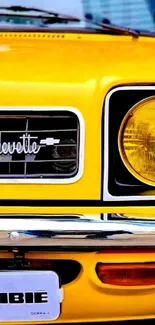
[0,206,155,215]
[0,32,155,200]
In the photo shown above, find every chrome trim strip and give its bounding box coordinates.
[0,216,155,249]
[103,85,155,201]
[0,106,85,184]
[114,213,155,221]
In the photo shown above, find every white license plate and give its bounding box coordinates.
[0,271,62,322]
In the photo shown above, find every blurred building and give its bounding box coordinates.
[83,0,155,30]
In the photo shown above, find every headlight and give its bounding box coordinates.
[52,139,76,172]
[118,96,155,186]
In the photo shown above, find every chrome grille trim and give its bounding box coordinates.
[0,106,84,183]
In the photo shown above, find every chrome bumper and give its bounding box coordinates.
[0,215,154,250]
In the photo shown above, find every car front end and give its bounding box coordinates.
[0,0,155,323]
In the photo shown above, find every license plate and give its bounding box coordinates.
[0,271,62,322]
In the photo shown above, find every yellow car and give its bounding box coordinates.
[0,0,155,323]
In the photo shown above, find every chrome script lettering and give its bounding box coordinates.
[0,134,60,155]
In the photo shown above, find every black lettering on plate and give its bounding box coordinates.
[34,291,48,303]
[9,293,24,304]
[0,293,7,303]
[25,292,33,303]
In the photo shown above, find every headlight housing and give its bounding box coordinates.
[118,96,155,186]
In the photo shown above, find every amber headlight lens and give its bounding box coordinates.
[118,96,155,186]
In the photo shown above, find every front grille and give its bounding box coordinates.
[0,108,82,182]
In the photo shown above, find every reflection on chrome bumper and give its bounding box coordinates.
[0,215,154,250]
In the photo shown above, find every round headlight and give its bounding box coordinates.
[52,139,76,173]
[118,96,155,186]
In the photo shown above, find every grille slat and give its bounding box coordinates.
[0,159,77,162]
[0,129,77,133]
[0,109,81,180]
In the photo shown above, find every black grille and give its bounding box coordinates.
[0,259,81,286]
[0,110,80,179]
[0,258,81,285]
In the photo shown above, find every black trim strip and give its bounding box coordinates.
[0,199,154,206]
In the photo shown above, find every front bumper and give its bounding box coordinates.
[1,215,155,249]
[0,215,154,323]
